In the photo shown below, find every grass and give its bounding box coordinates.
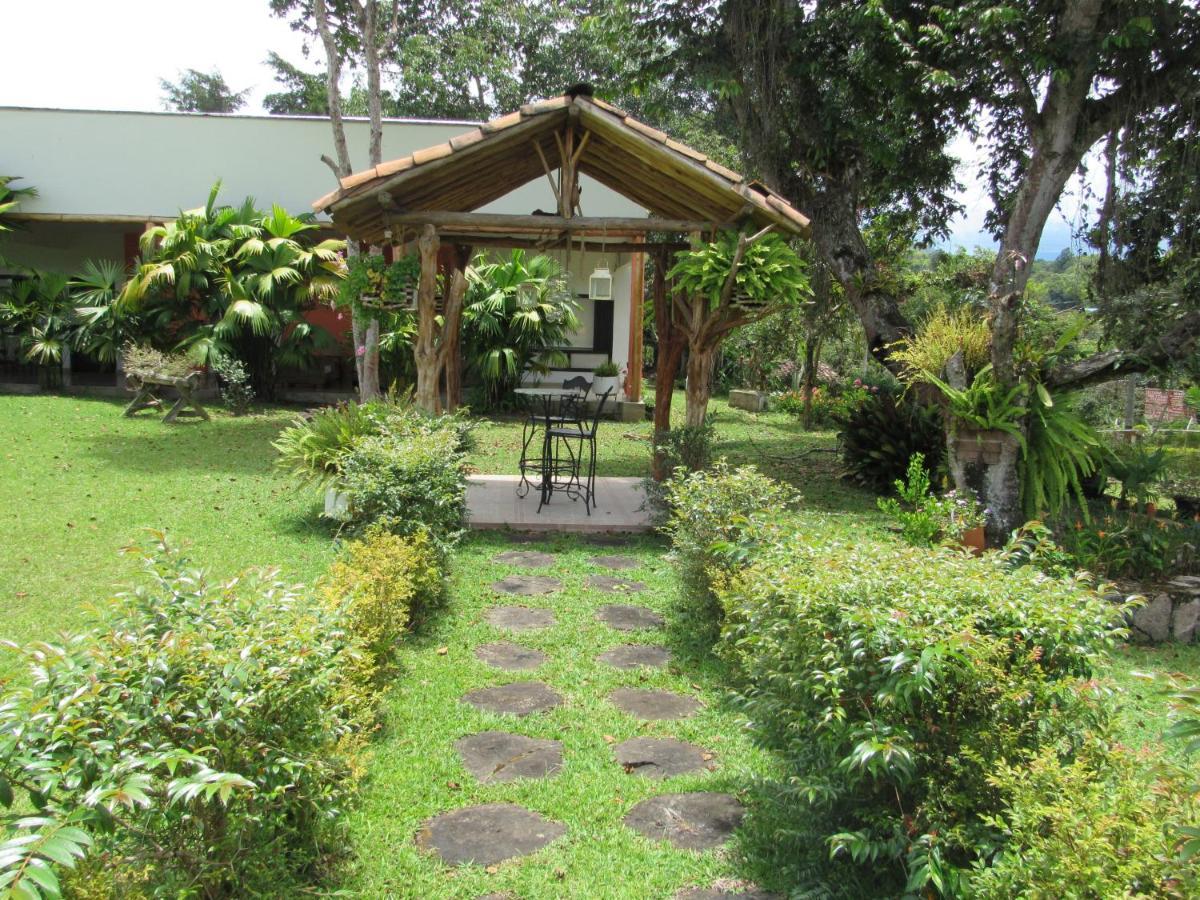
[337,532,798,898]
[0,393,335,682]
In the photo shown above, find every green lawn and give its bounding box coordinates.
[1,390,1198,895]
[0,393,335,682]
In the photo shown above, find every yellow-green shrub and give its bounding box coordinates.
[323,526,445,679]
[890,303,991,383]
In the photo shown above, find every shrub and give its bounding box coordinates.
[968,744,1198,898]
[878,453,984,546]
[652,419,716,478]
[662,462,797,618]
[339,423,467,548]
[210,353,254,415]
[274,397,472,494]
[0,535,370,899]
[837,391,944,492]
[714,524,1122,894]
[323,526,445,680]
[274,399,387,487]
[889,303,991,384]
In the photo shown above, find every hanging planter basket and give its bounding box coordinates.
[730,288,770,311]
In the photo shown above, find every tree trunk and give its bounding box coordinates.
[361,316,381,399]
[650,251,685,480]
[684,343,717,427]
[801,339,818,430]
[413,225,441,413]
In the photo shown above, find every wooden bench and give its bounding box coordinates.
[124,371,210,423]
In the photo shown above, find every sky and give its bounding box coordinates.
[1,0,1083,258]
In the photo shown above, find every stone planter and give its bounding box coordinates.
[592,375,620,399]
[729,388,769,413]
[323,487,350,520]
[952,427,1012,465]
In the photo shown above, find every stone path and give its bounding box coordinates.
[409,539,768,895]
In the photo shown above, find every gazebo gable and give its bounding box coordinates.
[314,89,809,245]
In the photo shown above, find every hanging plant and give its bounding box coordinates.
[340,253,422,312]
[667,231,810,310]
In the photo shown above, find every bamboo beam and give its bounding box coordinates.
[383,211,727,232]
[429,234,686,254]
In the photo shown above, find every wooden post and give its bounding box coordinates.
[413,224,441,413]
[626,240,645,402]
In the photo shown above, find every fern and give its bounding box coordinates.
[1020,389,1101,520]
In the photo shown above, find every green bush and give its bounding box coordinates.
[662,462,797,619]
[339,422,468,548]
[273,399,392,487]
[968,744,1197,897]
[712,521,1121,893]
[323,526,446,681]
[652,420,716,479]
[837,391,944,492]
[0,535,371,899]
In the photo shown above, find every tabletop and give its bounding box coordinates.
[513,387,584,397]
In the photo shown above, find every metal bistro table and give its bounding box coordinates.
[514,385,588,511]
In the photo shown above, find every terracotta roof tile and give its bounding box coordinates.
[482,110,524,133]
[376,156,414,177]
[623,117,667,143]
[412,142,454,166]
[340,168,379,190]
[704,158,743,183]
[522,96,571,116]
[312,188,340,211]
[666,138,707,163]
[449,129,485,151]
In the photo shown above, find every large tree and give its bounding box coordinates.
[158,68,249,113]
[634,0,1200,540]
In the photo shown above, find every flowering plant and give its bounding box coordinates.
[943,488,986,538]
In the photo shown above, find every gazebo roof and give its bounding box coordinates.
[314,88,809,248]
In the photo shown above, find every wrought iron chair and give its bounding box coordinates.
[546,387,613,513]
[516,378,590,503]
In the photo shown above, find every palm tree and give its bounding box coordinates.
[120,182,345,398]
[0,271,74,386]
[462,250,580,409]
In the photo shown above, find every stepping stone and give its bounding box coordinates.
[590,554,641,571]
[485,606,555,632]
[587,575,646,594]
[455,731,563,783]
[475,641,547,670]
[610,688,701,720]
[615,737,713,779]
[463,681,563,717]
[597,644,671,670]
[675,888,780,899]
[624,792,744,850]
[416,803,566,866]
[597,604,664,631]
[492,550,556,568]
[492,575,561,595]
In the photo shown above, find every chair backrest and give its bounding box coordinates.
[586,387,614,435]
[562,375,591,396]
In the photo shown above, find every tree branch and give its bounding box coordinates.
[1048,310,1200,390]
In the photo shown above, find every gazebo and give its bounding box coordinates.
[314,85,810,414]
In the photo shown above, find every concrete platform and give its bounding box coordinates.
[467,475,654,533]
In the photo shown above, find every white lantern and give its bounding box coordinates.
[588,264,613,300]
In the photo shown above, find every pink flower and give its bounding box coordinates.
[356,345,366,358]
